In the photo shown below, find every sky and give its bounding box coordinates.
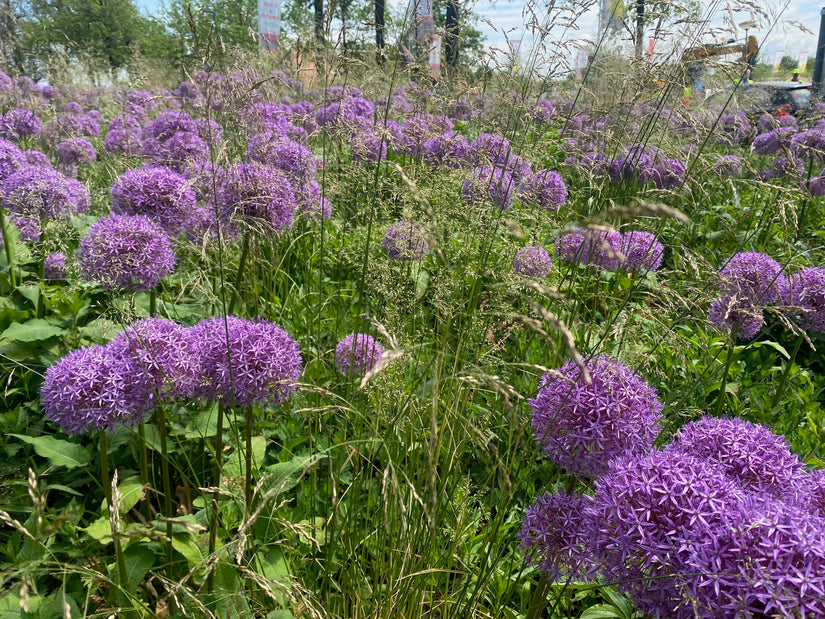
[135,0,822,69]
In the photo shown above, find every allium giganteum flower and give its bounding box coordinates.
[382,221,428,261]
[77,214,176,291]
[335,334,385,376]
[555,227,624,270]
[461,166,515,211]
[190,316,303,406]
[110,166,197,237]
[789,267,825,333]
[214,163,297,234]
[513,246,552,278]
[619,230,664,273]
[528,355,663,478]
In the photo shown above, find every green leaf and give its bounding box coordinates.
[172,534,205,568]
[266,611,297,619]
[580,605,626,619]
[84,516,112,543]
[264,453,327,495]
[13,285,40,310]
[0,319,65,344]
[123,542,156,593]
[9,434,90,469]
[751,340,790,359]
[115,477,147,515]
[223,436,267,479]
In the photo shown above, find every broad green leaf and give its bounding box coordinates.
[115,477,147,515]
[123,542,156,593]
[223,436,267,479]
[751,340,790,359]
[10,434,90,469]
[84,516,111,543]
[266,611,297,619]
[264,453,327,495]
[0,320,65,344]
[172,534,204,568]
[13,285,40,310]
[580,605,626,619]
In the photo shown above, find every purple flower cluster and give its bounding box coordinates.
[77,214,176,291]
[789,267,825,333]
[518,169,568,210]
[382,221,429,261]
[555,227,624,270]
[529,356,663,478]
[104,115,143,156]
[56,137,96,171]
[110,166,197,236]
[513,246,552,278]
[140,110,212,171]
[462,166,516,211]
[620,230,664,273]
[713,155,743,178]
[421,132,470,168]
[213,163,297,234]
[791,128,825,163]
[44,252,68,279]
[334,333,385,376]
[0,109,41,141]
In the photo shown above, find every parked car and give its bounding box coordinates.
[738,81,812,116]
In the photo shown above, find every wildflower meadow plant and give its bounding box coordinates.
[381,221,429,261]
[335,333,385,376]
[513,246,552,278]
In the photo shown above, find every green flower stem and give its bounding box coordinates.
[525,571,552,619]
[244,404,254,509]
[156,404,174,569]
[773,333,805,431]
[228,233,251,316]
[714,340,736,417]
[0,207,16,288]
[207,402,225,595]
[149,289,156,317]
[137,423,150,522]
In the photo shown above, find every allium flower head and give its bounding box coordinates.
[351,132,388,165]
[789,267,825,333]
[620,230,664,273]
[41,344,153,434]
[529,355,663,477]
[335,333,385,376]
[0,138,26,181]
[77,214,176,291]
[191,316,302,405]
[519,169,568,210]
[708,295,766,339]
[421,132,470,168]
[555,227,623,270]
[382,221,428,261]
[215,163,297,233]
[44,252,67,279]
[0,108,41,141]
[513,246,552,278]
[717,251,789,304]
[791,128,825,163]
[111,166,197,237]
[462,166,515,211]
[108,318,200,400]
[531,99,557,123]
[470,133,513,168]
[247,134,317,180]
[713,154,743,178]
[141,131,208,172]
[56,137,96,167]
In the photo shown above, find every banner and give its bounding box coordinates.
[407,0,434,51]
[575,49,588,80]
[429,35,441,78]
[258,0,281,52]
[600,0,626,33]
[799,51,810,72]
[773,50,784,70]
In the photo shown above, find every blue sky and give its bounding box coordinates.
[135,0,820,67]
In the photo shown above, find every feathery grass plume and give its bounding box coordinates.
[77,214,176,291]
[382,221,429,261]
[335,333,385,377]
[555,227,624,270]
[110,166,198,236]
[528,355,663,478]
[513,246,552,278]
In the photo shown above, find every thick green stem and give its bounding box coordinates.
[714,341,736,417]
[156,405,174,569]
[0,207,15,288]
[100,431,129,611]
[245,405,254,509]
[137,423,150,522]
[207,403,225,594]
[149,289,157,317]
[773,334,805,431]
[228,233,251,316]
[525,571,552,619]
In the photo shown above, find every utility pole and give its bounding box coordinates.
[813,7,825,98]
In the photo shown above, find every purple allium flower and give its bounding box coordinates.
[555,227,624,270]
[519,491,594,581]
[806,173,825,197]
[141,131,208,172]
[23,150,52,168]
[41,344,154,434]
[0,108,41,141]
[143,110,199,139]
[470,133,512,168]
[247,135,317,180]
[334,333,385,376]
[714,110,753,144]
[297,180,331,221]
[513,246,552,278]
[519,169,568,210]
[717,251,789,305]
[531,99,557,123]
[107,318,199,400]
[77,214,176,291]
[708,295,766,339]
[111,166,197,237]
[771,153,805,178]
[789,267,825,333]
[214,164,297,233]
[713,154,743,178]
[381,221,429,261]
[666,417,808,502]
[56,137,96,167]
[351,132,388,165]
[608,146,655,184]
[447,99,473,121]
[529,356,663,478]
[421,132,470,168]
[620,230,664,273]
[104,118,142,156]
[753,128,794,156]
[462,166,516,211]
[126,89,156,111]
[757,112,779,133]
[190,316,302,405]
[590,450,745,616]
[0,138,25,181]
[40,113,100,146]
[44,252,67,279]
[64,101,83,115]
[791,128,825,163]
[649,157,685,190]
[1,166,90,241]
[315,96,375,127]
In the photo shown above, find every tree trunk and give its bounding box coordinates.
[444,0,459,72]
[375,0,385,59]
[314,0,324,47]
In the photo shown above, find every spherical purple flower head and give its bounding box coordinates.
[247,134,318,181]
[399,114,453,158]
[64,101,83,115]
[107,317,199,401]
[757,112,779,133]
[447,99,473,121]
[470,133,513,168]
[0,138,25,182]
[40,114,100,146]
[44,252,67,279]
[791,128,825,163]
[216,164,297,234]
[531,99,557,123]
[529,356,663,478]
[607,146,655,184]
[382,221,429,261]
[350,132,387,165]
[41,344,154,434]
[335,333,385,376]
[23,150,52,168]
[56,137,96,168]
[0,108,41,141]
[685,495,825,618]
[299,180,332,221]
[789,267,825,333]
[555,227,624,270]
[191,316,302,406]
[666,416,808,502]
[519,169,568,211]
[519,491,595,582]
[714,110,753,145]
[172,80,202,104]
[713,154,743,178]
[111,166,197,237]
[1,166,90,241]
[648,157,685,190]
[421,132,471,168]
[126,89,156,111]
[315,96,375,127]
[77,214,176,291]
[462,166,515,211]
[580,151,607,174]
[708,295,766,340]
[771,153,805,178]
[717,251,789,305]
[620,230,664,273]
[806,173,825,197]
[141,131,209,173]
[196,117,223,143]
[513,246,552,278]
[142,110,199,140]
[591,451,745,617]
[0,71,11,90]
[104,126,142,156]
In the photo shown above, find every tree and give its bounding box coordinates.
[779,55,798,73]
[22,0,145,73]
[431,0,484,72]
[0,0,26,74]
